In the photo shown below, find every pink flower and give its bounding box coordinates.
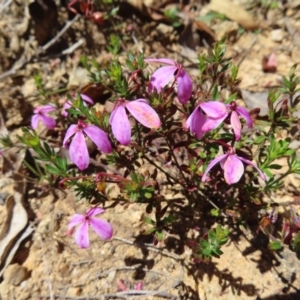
[185,106,207,139]
[63,120,112,170]
[62,94,94,117]
[202,101,253,140]
[202,148,266,184]
[68,207,113,248]
[117,280,143,291]
[31,104,56,130]
[135,282,143,290]
[109,98,161,145]
[186,101,253,140]
[145,58,192,104]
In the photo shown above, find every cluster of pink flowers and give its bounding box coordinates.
[30,58,266,248]
[31,94,94,130]
[146,58,265,184]
[186,101,253,141]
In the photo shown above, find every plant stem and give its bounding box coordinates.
[254,124,275,159]
[266,169,291,189]
[142,154,180,184]
[163,134,189,187]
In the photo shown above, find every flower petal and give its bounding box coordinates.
[185,106,206,139]
[80,94,94,105]
[84,125,112,154]
[148,66,177,93]
[200,101,228,132]
[31,114,41,130]
[109,105,131,145]
[177,70,192,104]
[201,116,226,132]
[74,222,90,248]
[125,99,161,128]
[69,132,90,170]
[86,207,105,218]
[145,58,175,65]
[41,115,56,130]
[135,282,143,290]
[34,104,56,114]
[90,217,113,240]
[230,111,241,140]
[223,154,244,184]
[63,124,78,147]
[236,106,253,128]
[238,156,267,181]
[62,101,72,117]
[68,214,85,231]
[202,154,228,182]
[200,101,227,118]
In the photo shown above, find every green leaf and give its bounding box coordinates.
[128,52,135,62]
[212,248,223,256]
[198,55,207,75]
[263,168,273,178]
[268,164,282,170]
[107,34,121,55]
[224,93,237,104]
[18,128,40,147]
[144,227,156,235]
[253,135,266,144]
[197,11,227,22]
[268,241,282,251]
[156,231,164,241]
[285,149,294,156]
[292,233,300,252]
[282,76,290,89]
[130,172,138,182]
[208,229,216,241]
[231,64,239,78]
[163,214,176,225]
[57,156,67,171]
[144,216,154,225]
[138,53,146,70]
[202,247,212,256]
[144,192,152,199]
[201,239,210,248]
[45,164,61,175]
[164,6,181,27]
[211,83,219,100]
[215,225,229,240]
[110,6,119,15]
[268,89,281,104]
[210,208,219,217]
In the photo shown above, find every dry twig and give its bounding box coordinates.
[40,290,178,299]
[0,15,81,81]
[39,15,80,54]
[113,236,186,262]
[58,264,142,289]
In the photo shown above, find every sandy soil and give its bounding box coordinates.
[0,0,300,299]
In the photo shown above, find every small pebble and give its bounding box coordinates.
[3,264,29,286]
[271,29,284,42]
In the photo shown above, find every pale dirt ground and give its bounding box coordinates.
[0,1,300,300]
